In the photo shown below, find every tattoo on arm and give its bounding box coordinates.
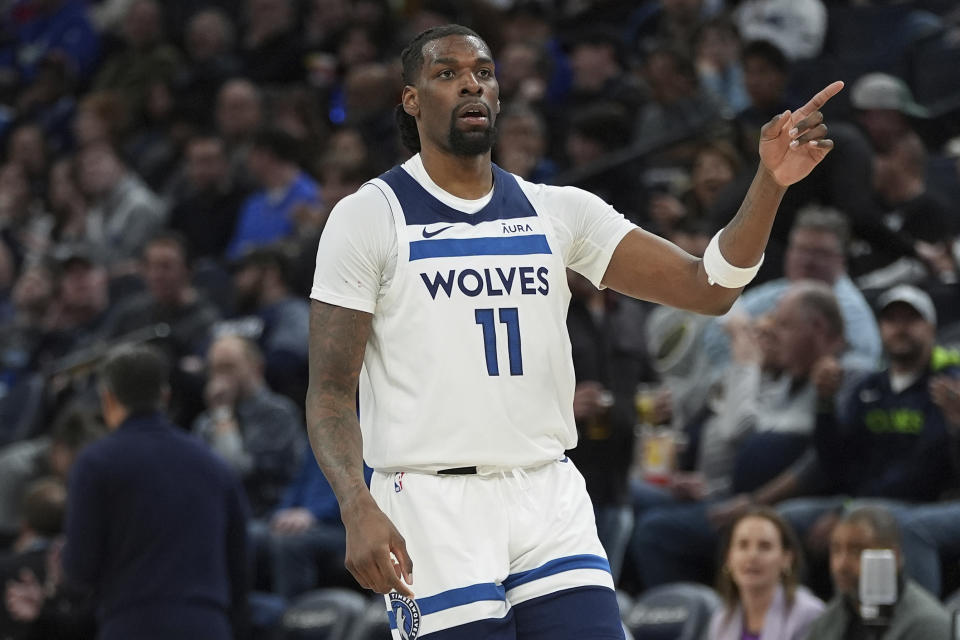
[306,300,373,508]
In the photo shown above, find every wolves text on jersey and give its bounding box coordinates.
[420,266,549,299]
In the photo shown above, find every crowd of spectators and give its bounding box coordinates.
[0,0,958,637]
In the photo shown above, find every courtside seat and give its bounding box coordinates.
[624,582,720,640]
[343,596,392,640]
[279,588,367,640]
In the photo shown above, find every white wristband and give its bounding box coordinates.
[703,231,764,288]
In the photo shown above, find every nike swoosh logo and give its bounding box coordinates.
[422,225,454,238]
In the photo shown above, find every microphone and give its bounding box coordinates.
[859,549,897,627]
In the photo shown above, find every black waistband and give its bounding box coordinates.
[436,466,477,475]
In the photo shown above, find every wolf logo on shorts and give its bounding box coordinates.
[389,592,421,639]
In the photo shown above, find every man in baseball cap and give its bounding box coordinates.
[850,72,927,152]
[876,283,937,327]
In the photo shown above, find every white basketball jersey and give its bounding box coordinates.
[361,164,576,471]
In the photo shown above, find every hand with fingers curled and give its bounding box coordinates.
[342,491,415,598]
[930,375,960,430]
[759,81,844,187]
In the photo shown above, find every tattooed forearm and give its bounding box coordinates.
[306,299,373,508]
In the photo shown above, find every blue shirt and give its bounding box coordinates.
[0,0,99,82]
[226,172,321,259]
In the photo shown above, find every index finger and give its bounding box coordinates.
[794,81,845,119]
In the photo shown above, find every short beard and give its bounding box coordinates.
[447,117,497,156]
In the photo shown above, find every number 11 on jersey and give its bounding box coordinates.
[475,307,523,376]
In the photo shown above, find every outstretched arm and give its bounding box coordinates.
[602,81,844,315]
[307,300,413,597]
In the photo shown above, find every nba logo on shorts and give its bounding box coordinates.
[394,472,405,493]
[389,592,421,639]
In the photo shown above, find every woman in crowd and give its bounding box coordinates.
[709,507,824,640]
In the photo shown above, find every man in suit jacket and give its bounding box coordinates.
[62,345,250,639]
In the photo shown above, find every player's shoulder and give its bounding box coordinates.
[511,173,606,215]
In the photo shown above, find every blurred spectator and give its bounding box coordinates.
[240,0,303,85]
[631,0,710,57]
[173,8,241,127]
[0,161,51,264]
[567,270,649,582]
[45,157,87,247]
[0,408,103,545]
[695,17,750,114]
[853,133,955,289]
[564,102,641,218]
[648,139,742,236]
[225,128,321,259]
[302,0,352,53]
[633,282,846,588]
[564,27,645,121]
[72,90,129,148]
[47,245,111,355]
[7,124,49,199]
[342,63,401,169]
[0,0,99,92]
[103,231,220,423]
[77,141,167,272]
[708,508,823,640]
[496,41,551,107]
[193,335,304,518]
[218,245,310,403]
[734,0,827,61]
[703,208,882,373]
[493,104,556,183]
[14,53,79,154]
[215,78,264,184]
[0,257,55,372]
[0,477,80,640]
[92,0,182,125]
[250,453,358,599]
[805,506,951,639]
[122,78,183,192]
[773,286,958,543]
[635,45,729,157]
[850,72,928,154]
[61,345,249,639]
[167,133,249,261]
[735,40,791,160]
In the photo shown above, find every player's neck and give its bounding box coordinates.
[419,147,493,200]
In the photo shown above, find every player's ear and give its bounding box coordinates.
[402,86,419,118]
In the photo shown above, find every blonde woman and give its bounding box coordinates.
[709,507,824,640]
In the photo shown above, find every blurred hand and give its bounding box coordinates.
[652,386,674,426]
[271,508,317,535]
[670,471,707,501]
[812,356,844,401]
[759,81,844,187]
[915,241,957,279]
[649,193,687,231]
[573,382,612,421]
[708,494,753,529]
[5,568,44,622]
[931,375,960,429]
[726,314,761,365]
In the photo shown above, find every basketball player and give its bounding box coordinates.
[308,24,842,639]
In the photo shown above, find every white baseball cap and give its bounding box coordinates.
[876,284,937,325]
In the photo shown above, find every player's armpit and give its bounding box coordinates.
[601,228,742,315]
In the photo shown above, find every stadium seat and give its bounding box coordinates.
[343,596,392,640]
[623,582,720,640]
[279,588,368,640]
